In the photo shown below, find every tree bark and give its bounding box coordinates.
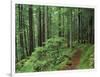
[29,5,34,56]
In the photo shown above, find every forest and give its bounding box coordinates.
[15,4,94,72]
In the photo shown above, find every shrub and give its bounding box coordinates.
[16,37,94,72]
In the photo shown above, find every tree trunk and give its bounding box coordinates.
[29,5,34,56]
[69,9,72,48]
[59,8,62,37]
[42,6,45,45]
[44,6,48,41]
[18,4,25,59]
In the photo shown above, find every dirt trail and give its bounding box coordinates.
[66,48,82,70]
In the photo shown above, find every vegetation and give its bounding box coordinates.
[15,4,94,73]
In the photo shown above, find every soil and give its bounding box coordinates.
[61,48,82,70]
[66,48,82,70]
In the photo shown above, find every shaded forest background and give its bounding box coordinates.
[15,4,94,72]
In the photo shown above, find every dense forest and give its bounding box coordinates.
[15,4,94,72]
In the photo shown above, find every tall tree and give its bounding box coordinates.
[29,5,34,55]
[42,6,45,45]
[69,9,72,48]
[58,7,62,37]
[44,6,48,41]
[18,4,25,59]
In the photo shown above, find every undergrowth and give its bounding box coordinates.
[16,37,94,73]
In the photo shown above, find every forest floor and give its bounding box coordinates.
[66,48,82,70]
[16,43,94,72]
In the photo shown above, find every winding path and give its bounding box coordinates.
[66,48,82,70]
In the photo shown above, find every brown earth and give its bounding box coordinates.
[61,48,82,70]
